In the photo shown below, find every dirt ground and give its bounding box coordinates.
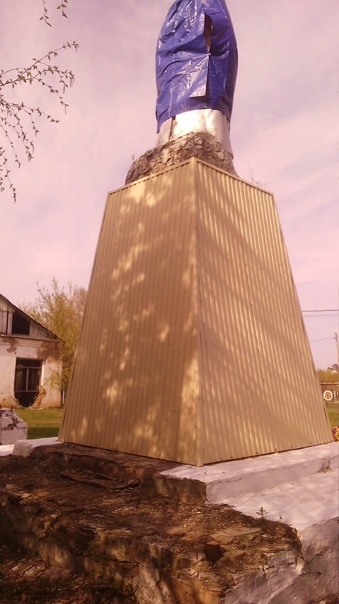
[0,444,336,604]
[0,542,132,603]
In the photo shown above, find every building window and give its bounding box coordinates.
[12,311,30,335]
[14,358,42,407]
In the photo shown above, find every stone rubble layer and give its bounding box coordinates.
[125,132,237,185]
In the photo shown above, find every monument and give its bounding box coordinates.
[60,0,332,465]
[126,0,238,183]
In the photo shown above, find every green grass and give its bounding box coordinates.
[17,408,64,439]
[326,402,339,428]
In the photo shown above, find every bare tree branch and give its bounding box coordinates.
[0,2,76,202]
[41,0,69,25]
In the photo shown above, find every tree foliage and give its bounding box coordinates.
[0,0,77,202]
[41,0,70,25]
[21,278,86,393]
[317,368,339,383]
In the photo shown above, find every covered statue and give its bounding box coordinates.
[155,0,238,153]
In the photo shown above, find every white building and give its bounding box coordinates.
[0,294,62,408]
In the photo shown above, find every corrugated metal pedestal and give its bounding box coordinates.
[60,159,332,465]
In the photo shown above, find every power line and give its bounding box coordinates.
[304,314,339,318]
[309,337,335,343]
[302,309,338,313]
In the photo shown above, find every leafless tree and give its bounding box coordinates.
[0,0,77,202]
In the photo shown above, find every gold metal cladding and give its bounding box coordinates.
[60,159,332,465]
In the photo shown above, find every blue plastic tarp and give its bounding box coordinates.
[156,0,238,131]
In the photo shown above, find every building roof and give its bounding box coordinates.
[0,293,58,340]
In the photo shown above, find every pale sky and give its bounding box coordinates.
[0,0,338,369]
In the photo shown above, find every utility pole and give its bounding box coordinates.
[335,333,339,369]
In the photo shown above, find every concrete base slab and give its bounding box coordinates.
[0,438,61,458]
[11,437,61,458]
[162,442,339,530]
[162,442,339,602]
[2,439,338,530]
[0,444,14,457]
